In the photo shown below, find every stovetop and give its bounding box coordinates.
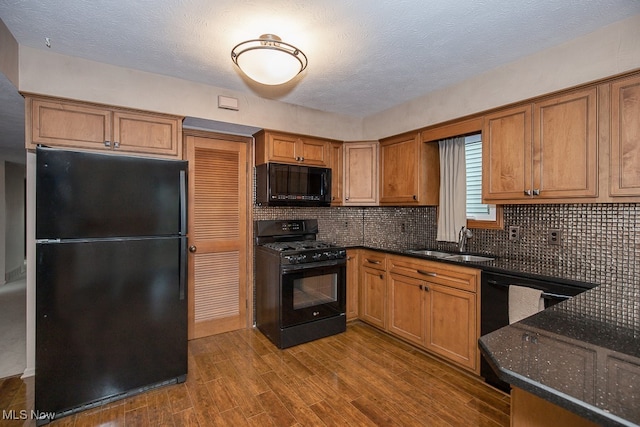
[255,219,346,264]
[262,241,336,252]
[258,240,346,265]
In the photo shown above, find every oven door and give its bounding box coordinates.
[280,260,346,328]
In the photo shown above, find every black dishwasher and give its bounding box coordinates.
[480,271,594,393]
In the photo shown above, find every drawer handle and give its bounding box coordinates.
[417,269,437,277]
[365,259,381,264]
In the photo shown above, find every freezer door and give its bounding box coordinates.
[36,147,187,239]
[35,237,187,415]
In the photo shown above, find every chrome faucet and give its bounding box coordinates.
[458,226,473,252]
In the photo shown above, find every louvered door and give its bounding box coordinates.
[185,132,250,339]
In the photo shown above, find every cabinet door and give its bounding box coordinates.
[483,105,532,201]
[533,87,597,198]
[346,249,359,320]
[388,273,425,346]
[329,142,343,205]
[344,141,379,205]
[380,133,420,204]
[29,98,112,151]
[425,283,477,371]
[299,137,329,166]
[266,133,299,163]
[359,266,386,329]
[611,75,640,196]
[113,111,181,157]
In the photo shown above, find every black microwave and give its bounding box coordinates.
[256,163,332,207]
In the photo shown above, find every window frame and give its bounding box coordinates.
[421,117,504,230]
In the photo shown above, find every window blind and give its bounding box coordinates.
[464,134,489,218]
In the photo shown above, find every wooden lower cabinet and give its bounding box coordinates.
[358,251,387,328]
[359,252,481,373]
[511,387,598,427]
[425,282,477,370]
[346,249,359,320]
[388,272,425,345]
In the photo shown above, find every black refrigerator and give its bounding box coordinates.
[35,147,188,422]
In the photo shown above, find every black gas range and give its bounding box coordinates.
[254,219,347,348]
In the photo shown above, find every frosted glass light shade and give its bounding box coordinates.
[231,34,308,85]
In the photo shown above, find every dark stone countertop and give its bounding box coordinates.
[479,289,640,427]
[353,246,640,426]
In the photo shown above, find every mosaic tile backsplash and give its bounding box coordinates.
[254,203,639,328]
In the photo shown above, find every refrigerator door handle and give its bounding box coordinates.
[179,170,187,236]
[179,237,187,300]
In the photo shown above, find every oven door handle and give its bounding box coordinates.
[281,259,346,272]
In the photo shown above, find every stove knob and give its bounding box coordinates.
[323,251,335,259]
[299,254,308,262]
[313,253,323,260]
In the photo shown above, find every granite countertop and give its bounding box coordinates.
[354,246,639,426]
[479,284,640,427]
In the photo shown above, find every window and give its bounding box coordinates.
[464,133,503,229]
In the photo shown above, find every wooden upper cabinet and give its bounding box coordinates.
[533,87,598,199]
[112,111,181,157]
[254,130,330,166]
[483,104,532,201]
[483,87,597,202]
[610,74,640,197]
[343,141,379,205]
[26,95,182,158]
[329,141,343,205]
[379,132,439,205]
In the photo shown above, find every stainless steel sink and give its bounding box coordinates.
[444,254,495,262]
[406,249,454,259]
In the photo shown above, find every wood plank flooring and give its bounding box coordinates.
[0,321,510,426]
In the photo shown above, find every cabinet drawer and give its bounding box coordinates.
[360,251,386,271]
[388,255,478,292]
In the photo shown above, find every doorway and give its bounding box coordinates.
[0,161,27,379]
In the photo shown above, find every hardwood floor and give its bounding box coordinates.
[0,321,510,426]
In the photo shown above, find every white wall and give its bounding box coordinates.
[0,162,5,284]
[4,162,25,279]
[363,14,640,139]
[17,47,364,142]
[15,15,640,142]
[0,18,19,87]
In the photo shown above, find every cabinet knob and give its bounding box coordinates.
[114,141,120,149]
[413,195,417,200]
[532,189,540,196]
[345,197,350,201]
[524,190,532,196]
[379,274,384,279]
[189,245,197,253]
[104,141,111,147]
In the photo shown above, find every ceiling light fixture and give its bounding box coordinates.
[231,34,308,86]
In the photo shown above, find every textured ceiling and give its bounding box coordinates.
[1,0,640,158]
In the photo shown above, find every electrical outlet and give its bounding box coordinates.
[401,223,406,233]
[508,226,521,241]
[548,229,562,245]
